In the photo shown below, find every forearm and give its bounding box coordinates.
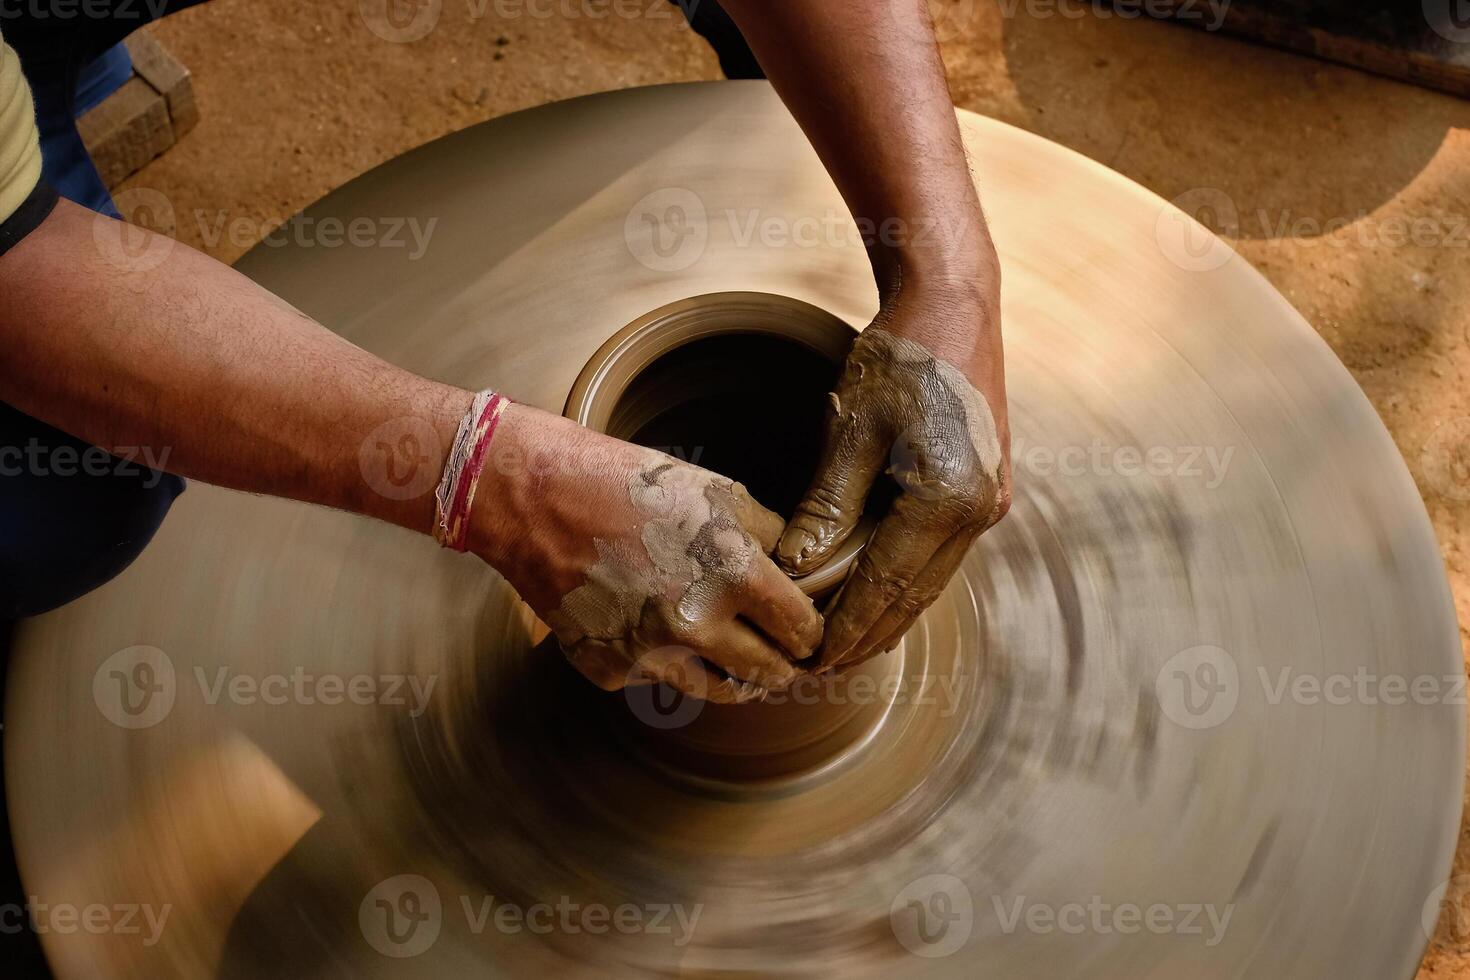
[719,0,999,361]
[0,199,472,534]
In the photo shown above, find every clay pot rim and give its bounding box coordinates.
[563,290,870,597]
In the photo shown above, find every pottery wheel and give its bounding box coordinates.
[5,82,1462,978]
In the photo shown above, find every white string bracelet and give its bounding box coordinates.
[432,388,510,551]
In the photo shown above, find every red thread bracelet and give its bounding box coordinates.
[433,390,510,552]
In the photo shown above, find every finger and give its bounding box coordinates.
[562,638,641,692]
[832,524,981,670]
[697,618,802,696]
[776,399,884,575]
[634,644,757,705]
[816,493,961,670]
[738,554,824,660]
[727,481,786,554]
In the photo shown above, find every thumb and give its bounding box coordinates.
[777,406,886,574]
[727,480,786,554]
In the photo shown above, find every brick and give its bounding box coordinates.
[78,76,175,189]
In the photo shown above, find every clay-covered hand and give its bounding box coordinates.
[777,326,1010,671]
[470,405,823,703]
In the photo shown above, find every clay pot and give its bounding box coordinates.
[565,291,900,792]
[565,289,878,597]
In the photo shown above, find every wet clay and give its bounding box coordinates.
[611,330,901,785]
[774,327,1009,669]
[780,327,1006,575]
[546,455,785,704]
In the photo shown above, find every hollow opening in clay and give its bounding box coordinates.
[614,332,836,527]
[566,292,902,794]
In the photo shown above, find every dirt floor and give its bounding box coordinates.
[124,0,1470,974]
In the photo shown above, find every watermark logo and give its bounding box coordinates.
[94,649,437,725]
[1012,436,1235,488]
[766,670,966,715]
[459,894,701,943]
[1424,875,1470,946]
[360,877,702,954]
[1157,648,1464,729]
[359,0,442,42]
[359,416,443,501]
[1425,0,1470,43]
[623,647,707,730]
[0,440,172,486]
[194,666,438,715]
[890,874,974,958]
[94,187,176,277]
[922,0,982,41]
[468,0,690,23]
[361,874,443,958]
[1422,417,1470,501]
[93,646,177,730]
[0,899,171,947]
[194,210,438,259]
[992,895,1232,945]
[890,424,971,502]
[1159,190,1468,262]
[1156,187,1238,273]
[1260,666,1465,708]
[0,0,175,20]
[990,0,1230,30]
[624,188,708,272]
[1156,645,1239,730]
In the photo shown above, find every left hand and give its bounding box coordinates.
[776,292,1011,671]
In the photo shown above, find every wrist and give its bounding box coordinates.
[349,383,472,535]
[869,203,999,302]
[871,276,1001,377]
[462,401,544,572]
[873,240,999,340]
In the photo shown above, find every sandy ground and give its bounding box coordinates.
[122,0,1470,974]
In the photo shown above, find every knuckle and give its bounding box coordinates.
[855,552,913,601]
[948,490,986,526]
[664,615,702,646]
[891,588,941,621]
[805,485,849,518]
[991,483,1013,523]
[936,477,996,528]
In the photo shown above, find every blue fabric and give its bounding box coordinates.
[55,42,135,213]
[44,43,140,213]
[75,41,133,115]
[0,402,184,619]
[36,88,119,216]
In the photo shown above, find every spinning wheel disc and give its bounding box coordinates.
[5,82,1460,978]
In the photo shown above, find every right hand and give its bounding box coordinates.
[468,404,823,703]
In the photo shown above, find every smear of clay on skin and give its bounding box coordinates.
[880,330,1004,489]
[674,489,755,623]
[782,328,1008,576]
[547,456,760,680]
[933,355,1004,483]
[553,538,652,643]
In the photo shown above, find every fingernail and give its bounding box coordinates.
[777,527,816,570]
[816,644,848,673]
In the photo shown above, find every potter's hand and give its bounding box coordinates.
[777,298,1011,671]
[471,405,823,703]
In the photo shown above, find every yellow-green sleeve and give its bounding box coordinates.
[0,32,42,224]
